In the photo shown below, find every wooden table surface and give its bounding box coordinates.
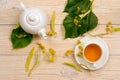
[0,0,120,80]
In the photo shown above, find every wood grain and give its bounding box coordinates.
[0,0,120,24]
[0,0,120,80]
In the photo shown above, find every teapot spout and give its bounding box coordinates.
[38,29,47,39]
[19,2,26,11]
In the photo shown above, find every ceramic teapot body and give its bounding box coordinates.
[19,2,48,39]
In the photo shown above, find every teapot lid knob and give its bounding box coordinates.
[29,15,36,22]
[27,13,40,26]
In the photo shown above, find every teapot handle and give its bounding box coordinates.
[38,29,47,39]
[19,2,26,11]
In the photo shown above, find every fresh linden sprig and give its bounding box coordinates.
[89,22,120,37]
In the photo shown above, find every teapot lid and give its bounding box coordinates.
[22,8,42,26]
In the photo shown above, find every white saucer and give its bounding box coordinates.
[74,36,109,70]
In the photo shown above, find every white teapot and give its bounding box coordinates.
[19,2,48,39]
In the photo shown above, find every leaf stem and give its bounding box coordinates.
[88,33,108,37]
[80,10,91,19]
[111,27,120,32]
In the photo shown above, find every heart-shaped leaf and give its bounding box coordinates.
[63,11,98,38]
[11,24,33,48]
[64,0,92,15]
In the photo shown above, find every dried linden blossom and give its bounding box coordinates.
[37,42,56,62]
[48,48,56,62]
[65,50,74,56]
[76,39,83,57]
[73,16,81,27]
[47,11,57,36]
[25,47,40,77]
[28,48,40,77]
[25,47,35,72]
[37,42,47,54]
[25,42,57,77]
[89,22,120,37]
[77,40,81,44]
[77,52,83,57]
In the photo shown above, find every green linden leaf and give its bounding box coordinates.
[63,14,87,38]
[11,24,33,48]
[82,11,98,31]
[63,11,98,38]
[63,0,98,38]
[64,0,92,15]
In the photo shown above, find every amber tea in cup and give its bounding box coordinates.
[83,43,102,63]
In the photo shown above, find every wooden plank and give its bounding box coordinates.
[0,55,120,80]
[1,0,120,8]
[0,24,120,56]
[0,0,120,80]
[0,0,120,24]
